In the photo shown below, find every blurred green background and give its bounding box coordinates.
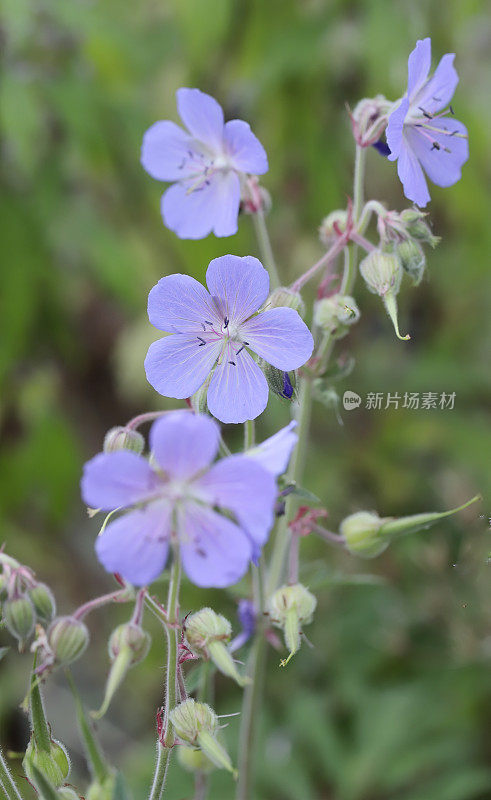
[1,0,490,798]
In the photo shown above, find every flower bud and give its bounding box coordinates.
[400,209,440,247]
[103,426,144,454]
[58,789,80,799]
[86,775,116,800]
[3,595,35,648]
[23,737,70,787]
[29,583,56,626]
[266,287,304,315]
[0,573,8,602]
[397,239,426,286]
[48,616,89,666]
[359,250,410,341]
[177,745,215,774]
[319,209,348,246]
[339,511,388,558]
[170,699,236,777]
[190,374,212,415]
[93,623,150,719]
[263,364,296,401]
[350,95,391,147]
[269,584,317,666]
[185,608,248,687]
[314,294,360,338]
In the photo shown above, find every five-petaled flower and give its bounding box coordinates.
[141,88,268,239]
[144,255,314,424]
[386,37,468,207]
[81,412,277,588]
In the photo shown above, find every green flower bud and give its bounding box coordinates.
[319,209,348,246]
[3,595,35,648]
[190,374,212,415]
[269,584,317,667]
[23,737,70,788]
[92,623,150,719]
[400,209,440,247]
[314,294,360,338]
[57,788,80,799]
[103,426,145,454]
[359,250,410,341]
[29,583,56,625]
[185,608,248,687]
[339,511,388,558]
[48,616,89,666]
[266,287,304,315]
[86,774,116,800]
[396,239,426,286]
[170,699,236,777]
[177,745,215,774]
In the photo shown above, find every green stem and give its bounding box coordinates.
[341,144,366,295]
[148,551,181,800]
[252,210,280,289]
[0,748,23,800]
[29,661,51,752]
[244,419,255,450]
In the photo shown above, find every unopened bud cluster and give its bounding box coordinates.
[269,583,317,666]
[0,553,56,650]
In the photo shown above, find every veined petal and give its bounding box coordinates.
[241,307,314,370]
[414,53,458,114]
[207,346,268,424]
[247,421,298,476]
[406,117,468,187]
[95,502,171,586]
[386,97,409,162]
[211,170,241,238]
[176,88,224,151]
[147,274,219,333]
[224,120,268,175]
[178,503,252,588]
[145,334,222,400]
[407,38,432,101]
[81,451,160,511]
[397,137,431,207]
[150,411,220,479]
[162,174,227,240]
[195,454,276,549]
[206,255,269,324]
[141,121,198,182]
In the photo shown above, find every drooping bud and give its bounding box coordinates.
[269,584,317,667]
[350,95,392,147]
[3,595,35,648]
[92,623,150,719]
[29,583,56,626]
[359,250,410,341]
[266,286,304,315]
[47,616,89,667]
[177,745,215,774]
[400,209,440,247]
[185,608,248,687]
[319,209,348,246]
[339,511,388,558]
[396,239,426,286]
[263,363,297,401]
[314,294,360,338]
[170,699,237,777]
[23,738,70,788]
[103,426,145,455]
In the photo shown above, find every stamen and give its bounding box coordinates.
[418,106,433,119]
[223,317,229,329]
[197,337,206,346]
[236,345,245,354]
[229,361,236,366]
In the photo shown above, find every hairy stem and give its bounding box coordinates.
[0,748,22,800]
[252,209,280,289]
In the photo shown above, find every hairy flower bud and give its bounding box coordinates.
[93,623,150,719]
[400,209,440,247]
[170,699,236,777]
[57,789,80,799]
[48,616,89,666]
[396,239,426,285]
[0,573,7,602]
[350,95,392,147]
[266,287,304,315]
[177,745,215,774]
[319,209,348,246]
[314,294,360,338]
[3,595,35,648]
[103,426,145,454]
[339,511,388,558]
[269,584,317,666]
[86,775,116,800]
[29,583,56,626]
[185,608,247,687]
[359,250,409,341]
[23,737,70,788]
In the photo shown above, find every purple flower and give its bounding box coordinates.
[247,421,298,477]
[144,255,314,424]
[141,88,268,239]
[81,411,277,588]
[230,599,256,653]
[386,38,468,207]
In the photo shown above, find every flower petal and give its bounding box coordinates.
[247,421,298,476]
[178,503,252,588]
[176,88,224,151]
[406,118,468,187]
[211,170,241,237]
[207,346,268,424]
[150,411,220,479]
[241,307,314,370]
[195,454,276,549]
[205,255,269,324]
[224,120,268,175]
[145,334,222,399]
[81,451,160,511]
[162,174,229,240]
[407,38,432,101]
[414,53,458,114]
[141,121,198,182]
[396,137,431,207]
[95,502,171,586]
[386,97,409,162]
[147,274,219,333]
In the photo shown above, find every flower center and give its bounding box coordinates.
[195,316,250,367]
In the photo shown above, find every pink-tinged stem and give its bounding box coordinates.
[73,588,133,620]
[126,411,169,430]
[291,236,348,293]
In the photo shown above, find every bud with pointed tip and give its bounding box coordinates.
[58,789,80,799]
[269,584,317,666]
[185,608,248,687]
[170,699,237,777]
[319,209,348,246]
[103,426,145,454]
[400,209,440,247]
[3,595,35,648]
[48,616,89,666]
[314,294,360,338]
[92,623,150,719]
[359,250,410,341]
[266,286,304,315]
[350,95,392,147]
[177,745,215,774]
[396,239,426,286]
[339,511,388,558]
[23,737,70,788]
[29,583,56,625]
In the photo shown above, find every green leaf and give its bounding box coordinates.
[66,670,112,784]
